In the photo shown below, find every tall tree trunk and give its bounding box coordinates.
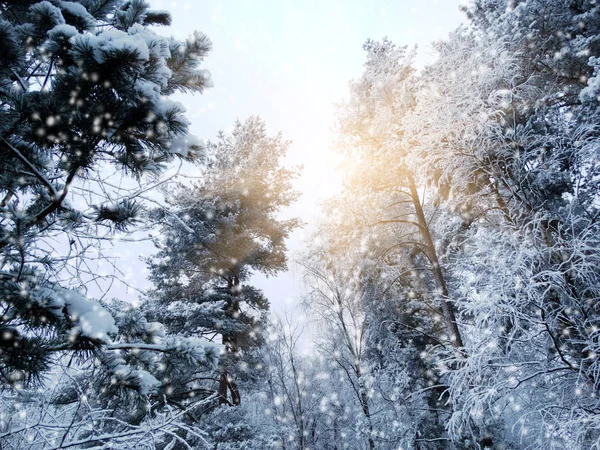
[408,177,495,447]
[407,175,464,348]
[333,415,340,450]
[217,369,228,405]
[289,353,306,448]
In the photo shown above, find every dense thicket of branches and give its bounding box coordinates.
[243,1,600,449]
[290,1,600,448]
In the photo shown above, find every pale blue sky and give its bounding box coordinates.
[101,0,467,310]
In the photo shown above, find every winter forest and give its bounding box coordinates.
[1,0,600,449]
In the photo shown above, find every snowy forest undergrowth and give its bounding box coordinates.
[1,0,600,449]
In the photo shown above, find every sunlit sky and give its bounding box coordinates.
[103,0,468,311]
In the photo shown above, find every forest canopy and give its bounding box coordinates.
[1,0,600,449]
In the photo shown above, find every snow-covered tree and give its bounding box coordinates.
[327,1,600,447]
[336,38,464,351]
[144,116,300,409]
[299,217,454,449]
[0,0,220,447]
[417,2,600,447]
[260,314,328,450]
[0,0,210,385]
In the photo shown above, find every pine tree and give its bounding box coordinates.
[0,1,220,447]
[145,116,299,409]
[345,2,600,446]
[0,0,212,385]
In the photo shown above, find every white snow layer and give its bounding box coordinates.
[35,286,117,342]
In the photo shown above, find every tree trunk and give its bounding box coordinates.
[218,273,242,406]
[332,413,340,450]
[407,175,464,348]
[360,387,376,450]
[356,364,375,450]
[408,177,495,448]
